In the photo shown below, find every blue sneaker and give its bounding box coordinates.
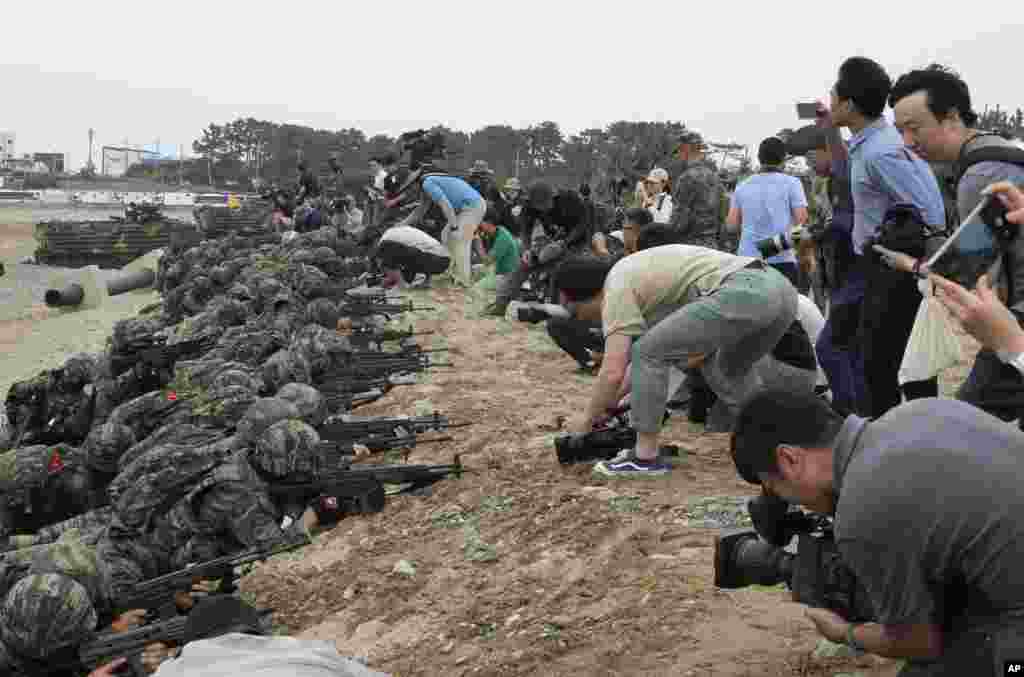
[593,457,671,478]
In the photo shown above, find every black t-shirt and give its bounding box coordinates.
[518,189,591,249]
[833,399,1024,628]
[298,170,321,199]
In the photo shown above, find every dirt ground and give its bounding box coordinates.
[243,280,979,677]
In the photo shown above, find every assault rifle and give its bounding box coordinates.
[78,608,273,675]
[113,535,309,618]
[348,325,435,350]
[109,335,217,380]
[319,351,450,381]
[318,374,421,412]
[270,455,465,521]
[319,411,470,442]
[339,296,435,318]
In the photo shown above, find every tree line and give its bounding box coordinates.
[128,118,752,195]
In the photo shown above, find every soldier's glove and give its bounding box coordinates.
[313,495,344,527]
[755,234,791,259]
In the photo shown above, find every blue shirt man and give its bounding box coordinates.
[733,172,809,265]
[420,174,484,213]
[848,118,945,255]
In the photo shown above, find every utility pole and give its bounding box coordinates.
[87,128,95,173]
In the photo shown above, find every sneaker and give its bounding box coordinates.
[606,447,680,465]
[592,457,671,478]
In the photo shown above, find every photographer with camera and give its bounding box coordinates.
[555,244,797,478]
[729,387,1024,675]
[373,225,451,289]
[879,65,1024,424]
[518,181,593,300]
[726,137,809,289]
[390,168,484,288]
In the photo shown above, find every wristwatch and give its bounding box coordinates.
[845,623,866,655]
[997,350,1024,376]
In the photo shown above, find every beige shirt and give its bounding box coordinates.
[602,244,754,338]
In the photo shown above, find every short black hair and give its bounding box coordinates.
[758,137,787,166]
[888,63,978,127]
[835,56,892,119]
[552,256,615,303]
[623,207,653,228]
[730,388,843,485]
[636,223,681,250]
[381,153,398,166]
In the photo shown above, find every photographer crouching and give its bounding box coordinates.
[725,387,1024,675]
[555,243,797,478]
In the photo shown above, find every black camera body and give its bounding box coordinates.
[513,302,570,324]
[398,129,446,169]
[553,408,678,465]
[714,493,875,623]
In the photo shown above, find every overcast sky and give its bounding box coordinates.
[4,1,1021,170]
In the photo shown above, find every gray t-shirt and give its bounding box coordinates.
[833,398,1024,628]
[956,134,1024,311]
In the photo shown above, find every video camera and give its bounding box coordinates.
[509,302,571,324]
[714,492,875,623]
[553,405,678,465]
[755,227,806,259]
[398,129,447,170]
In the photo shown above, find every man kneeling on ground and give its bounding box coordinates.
[555,244,798,477]
[373,226,451,289]
[477,207,524,316]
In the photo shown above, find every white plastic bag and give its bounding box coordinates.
[898,278,962,386]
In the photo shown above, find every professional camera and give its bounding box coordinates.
[511,302,571,324]
[714,492,875,622]
[754,227,805,259]
[398,129,447,170]
[553,406,678,464]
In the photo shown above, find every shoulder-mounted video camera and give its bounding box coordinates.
[714,491,875,623]
[398,129,447,170]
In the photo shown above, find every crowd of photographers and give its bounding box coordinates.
[223,56,1024,675]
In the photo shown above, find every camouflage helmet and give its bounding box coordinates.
[212,368,264,393]
[261,349,313,393]
[83,422,136,474]
[236,398,301,444]
[215,298,250,328]
[60,353,98,389]
[250,419,322,479]
[305,298,340,330]
[228,282,255,302]
[204,385,261,427]
[0,574,97,660]
[256,277,285,302]
[276,383,327,427]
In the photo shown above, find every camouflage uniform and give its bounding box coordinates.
[97,422,315,600]
[0,573,99,672]
[6,505,114,551]
[0,444,98,540]
[671,163,724,244]
[0,539,110,610]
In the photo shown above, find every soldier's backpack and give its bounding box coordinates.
[107,437,242,532]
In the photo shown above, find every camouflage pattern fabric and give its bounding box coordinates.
[200,385,260,429]
[236,398,301,444]
[108,391,194,441]
[211,368,266,394]
[0,574,98,661]
[208,325,288,365]
[290,325,353,379]
[276,383,327,427]
[305,298,341,330]
[249,419,322,479]
[11,505,114,550]
[110,318,167,354]
[100,450,305,599]
[672,163,724,239]
[0,539,110,611]
[82,422,136,475]
[118,423,228,472]
[261,350,313,393]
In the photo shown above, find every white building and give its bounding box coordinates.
[0,131,15,167]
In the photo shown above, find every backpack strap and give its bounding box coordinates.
[954,144,1024,186]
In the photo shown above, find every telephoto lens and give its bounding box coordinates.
[713,531,794,589]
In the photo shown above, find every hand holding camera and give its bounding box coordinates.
[755,234,792,259]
